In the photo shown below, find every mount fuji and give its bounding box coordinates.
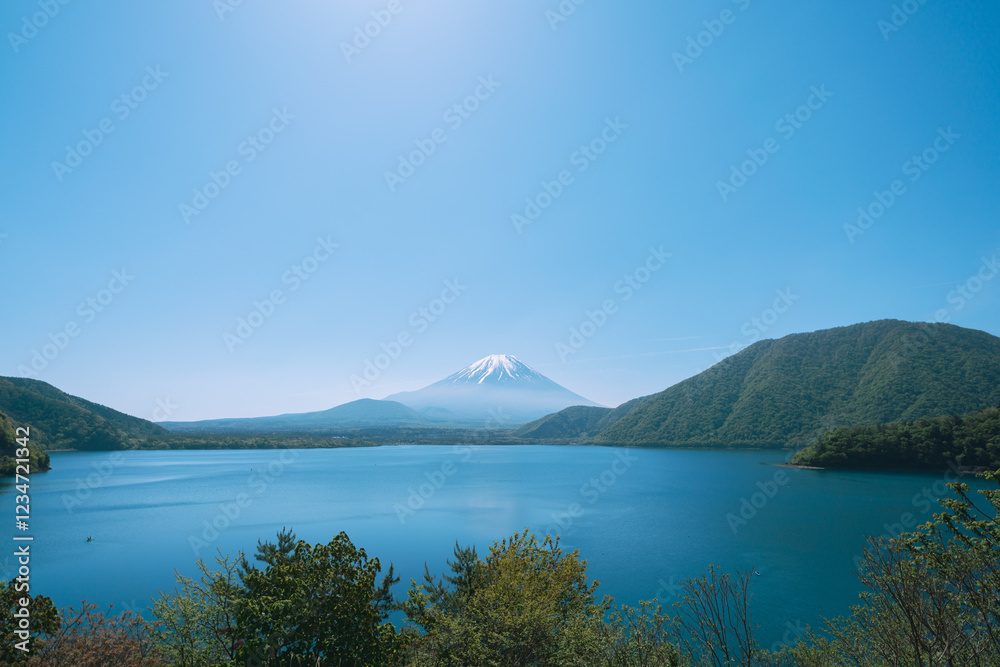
[159,355,600,434]
[384,354,602,426]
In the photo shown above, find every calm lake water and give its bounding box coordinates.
[0,445,985,648]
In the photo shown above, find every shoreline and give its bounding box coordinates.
[778,461,989,475]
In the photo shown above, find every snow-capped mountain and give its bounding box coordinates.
[384,354,602,426]
[438,354,568,387]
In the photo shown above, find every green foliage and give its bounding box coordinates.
[0,376,161,453]
[599,601,681,667]
[515,405,614,440]
[792,405,1000,470]
[516,396,652,442]
[149,530,402,666]
[134,433,377,451]
[235,528,402,666]
[401,529,612,666]
[151,552,242,666]
[0,377,165,438]
[0,578,59,663]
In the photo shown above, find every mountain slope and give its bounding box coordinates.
[0,376,168,450]
[592,320,1000,449]
[385,354,601,425]
[515,395,652,440]
[514,406,612,440]
[160,399,432,434]
[0,409,50,476]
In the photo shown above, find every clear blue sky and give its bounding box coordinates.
[1,0,998,421]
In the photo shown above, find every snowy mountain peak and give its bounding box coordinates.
[382,354,603,425]
[438,354,544,385]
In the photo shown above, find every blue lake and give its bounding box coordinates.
[0,445,982,648]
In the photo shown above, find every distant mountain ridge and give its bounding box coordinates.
[161,398,430,434]
[519,320,1000,449]
[384,354,602,425]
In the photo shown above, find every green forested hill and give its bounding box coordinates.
[515,396,651,440]
[0,376,167,451]
[514,405,612,440]
[0,409,50,476]
[589,320,1000,449]
[791,405,1000,470]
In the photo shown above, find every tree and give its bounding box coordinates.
[401,529,611,666]
[151,552,242,666]
[235,528,402,666]
[668,566,787,667]
[25,602,164,667]
[600,600,681,667]
[0,578,58,664]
